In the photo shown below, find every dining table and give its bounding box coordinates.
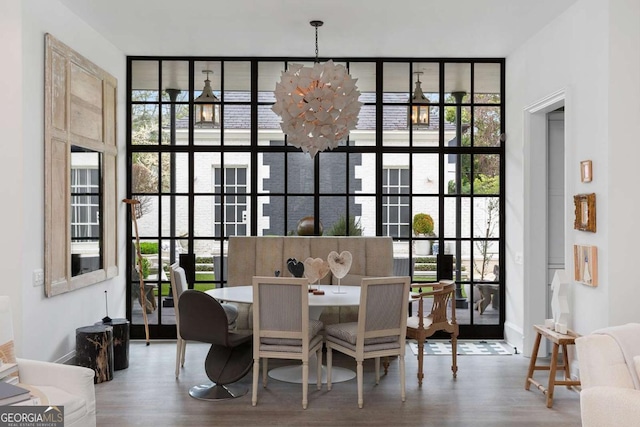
[206,284,361,384]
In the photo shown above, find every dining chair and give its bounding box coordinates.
[325,276,411,408]
[178,290,253,400]
[251,276,324,409]
[170,263,238,379]
[406,279,458,386]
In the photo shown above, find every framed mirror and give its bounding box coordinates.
[44,34,118,296]
[573,193,596,233]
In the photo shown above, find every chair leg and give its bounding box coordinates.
[252,358,259,406]
[375,357,380,384]
[175,337,182,379]
[417,339,425,386]
[181,340,187,367]
[302,360,309,409]
[451,334,458,379]
[400,355,406,402]
[262,358,268,387]
[316,348,322,390]
[327,346,333,391]
[357,360,364,408]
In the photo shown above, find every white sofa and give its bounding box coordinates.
[575,323,640,427]
[0,296,96,427]
[227,236,394,330]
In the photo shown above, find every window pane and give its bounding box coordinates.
[474,106,501,147]
[287,152,314,194]
[474,63,501,104]
[319,152,347,194]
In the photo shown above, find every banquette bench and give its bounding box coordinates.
[226,236,394,330]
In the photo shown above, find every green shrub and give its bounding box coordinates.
[413,213,434,236]
[326,215,363,236]
[140,257,151,278]
[139,242,158,254]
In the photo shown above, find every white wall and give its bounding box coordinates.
[0,0,25,355]
[0,0,127,361]
[607,0,640,327]
[506,0,640,352]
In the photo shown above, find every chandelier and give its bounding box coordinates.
[272,21,362,158]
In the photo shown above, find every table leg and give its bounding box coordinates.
[547,343,559,408]
[561,343,572,388]
[525,331,542,390]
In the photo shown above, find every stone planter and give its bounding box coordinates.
[414,240,432,256]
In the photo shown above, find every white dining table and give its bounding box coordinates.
[206,284,360,384]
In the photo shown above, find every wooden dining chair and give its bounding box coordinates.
[406,279,458,386]
[325,276,411,408]
[251,276,324,409]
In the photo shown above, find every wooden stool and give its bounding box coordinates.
[525,324,581,407]
[76,324,114,383]
[95,318,129,370]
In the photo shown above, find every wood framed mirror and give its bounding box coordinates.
[44,34,118,296]
[573,193,596,233]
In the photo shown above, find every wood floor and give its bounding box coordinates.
[95,340,581,427]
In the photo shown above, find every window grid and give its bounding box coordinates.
[71,168,100,241]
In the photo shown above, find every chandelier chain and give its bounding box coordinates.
[315,25,319,63]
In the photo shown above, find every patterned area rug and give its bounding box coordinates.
[409,340,513,356]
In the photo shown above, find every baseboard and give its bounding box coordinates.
[504,320,524,354]
[55,350,76,365]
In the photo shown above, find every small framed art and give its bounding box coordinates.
[574,244,597,286]
[574,193,596,232]
[580,160,592,183]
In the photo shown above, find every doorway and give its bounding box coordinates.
[522,90,567,356]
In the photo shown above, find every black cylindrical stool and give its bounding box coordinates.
[76,324,114,383]
[95,318,130,370]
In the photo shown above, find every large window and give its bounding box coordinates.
[382,168,410,238]
[127,58,505,339]
[214,167,248,237]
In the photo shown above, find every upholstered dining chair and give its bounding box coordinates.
[251,276,324,409]
[178,290,253,400]
[406,279,458,386]
[170,263,238,379]
[325,276,411,408]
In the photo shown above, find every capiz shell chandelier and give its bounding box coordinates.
[272,21,362,158]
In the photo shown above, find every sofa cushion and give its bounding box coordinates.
[634,356,640,386]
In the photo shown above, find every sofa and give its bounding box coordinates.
[226,236,394,330]
[0,296,96,427]
[575,323,640,427]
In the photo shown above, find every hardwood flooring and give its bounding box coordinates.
[95,340,581,427]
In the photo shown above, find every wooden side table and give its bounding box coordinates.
[76,324,114,383]
[525,324,581,408]
[95,318,130,370]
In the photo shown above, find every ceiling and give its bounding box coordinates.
[58,0,580,58]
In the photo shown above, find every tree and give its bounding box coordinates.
[473,198,499,280]
[130,91,190,217]
[445,93,501,195]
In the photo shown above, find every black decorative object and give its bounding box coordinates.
[287,258,305,278]
[101,290,112,324]
[275,270,281,277]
